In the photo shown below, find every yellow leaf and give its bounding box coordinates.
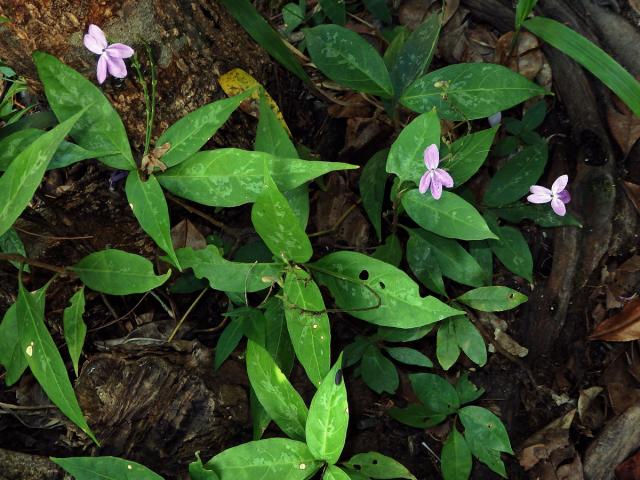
[218,68,291,136]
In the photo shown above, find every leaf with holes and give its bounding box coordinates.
[17,281,97,443]
[34,52,134,170]
[360,149,389,240]
[386,110,440,184]
[441,127,498,186]
[158,149,356,207]
[311,251,462,328]
[126,172,180,269]
[342,452,416,480]
[401,63,547,120]
[63,288,86,377]
[403,190,497,241]
[246,340,308,440]
[410,373,460,415]
[205,439,322,480]
[360,345,398,394]
[306,356,348,464]
[175,246,283,293]
[304,25,393,97]
[51,457,162,479]
[457,286,527,312]
[284,267,331,387]
[251,170,312,263]
[158,91,252,168]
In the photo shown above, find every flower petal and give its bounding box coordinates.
[551,174,568,194]
[105,55,127,78]
[84,34,105,55]
[87,25,108,50]
[430,176,443,200]
[551,198,566,216]
[424,144,439,169]
[488,112,502,127]
[419,171,431,194]
[106,43,135,58]
[557,190,571,203]
[529,185,551,196]
[527,193,552,204]
[434,168,454,189]
[96,55,108,84]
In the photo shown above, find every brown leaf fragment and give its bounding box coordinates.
[518,409,576,472]
[171,219,207,251]
[616,449,640,480]
[607,108,640,155]
[623,181,640,216]
[589,297,640,341]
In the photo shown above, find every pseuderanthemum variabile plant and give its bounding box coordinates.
[527,174,571,216]
[83,24,134,84]
[419,144,454,200]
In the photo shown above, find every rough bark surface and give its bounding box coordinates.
[0,0,273,152]
[0,448,63,480]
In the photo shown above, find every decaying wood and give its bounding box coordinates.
[0,0,274,152]
[75,345,249,476]
[0,448,63,480]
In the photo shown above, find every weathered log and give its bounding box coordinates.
[0,448,64,480]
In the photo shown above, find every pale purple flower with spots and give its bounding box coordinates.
[83,25,134,84]
[527,174,571,216]
[419,144,454,200]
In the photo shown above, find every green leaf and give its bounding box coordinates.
[383,27,409,68]
[491,203,582,227]
[343,336,370,367]
[360,345,398,394]
[455,373,485,405]
[436,319,460,371]
[325,465,352,480]
[319,0,346,25]
[283,4,305,34]
[342,452,416,480]
[401,63,547,120]
[214,318,245,370]
[521,100,547,131]
[483,141,548,207]
[306,356,348,464]
[0,110,83,237]
[459,405,513,454]
[388,403,446,429]
[464,443,507,478]
[311,251,462,328]
[515,0,538,30]
[158,149,356,207]
[385,347,432,368]
[48,141,107,170]
[469,241,493,286]
[407,229,485,288]
[386,110,440,184]
[304,25,393,97]
[406,233,446,296]
[441,429,472,480]
[71,249,171,295]
[205,439,322,480]
[402,190,497,241]
[363,0,391,23]
[175,246,283,293]
[255,91,297,158]
[190,452,220,480]
[284,267,331,386]
[251,170,312,263]
[0,129,44,170]
[158,91,252,168]
[409,373,460,415]
[389,13,441,98]
[33,52,134,170]
[488,225,533,282]
[126,172,180,269]
[17,282,97,443]
[452,316,486,366]
[372,234,402,267]
[63,288,86,377]
[0,303,28,385]
[51,457,162,479]
[246,339,309,440]
[377,325,433,343]
[457,286,527,312]
[441,127,498,186]
[360,149,389,240]
[264,298,295,374]
[0,227,29,271]
[217,0,310,83]
[524,16,640,116]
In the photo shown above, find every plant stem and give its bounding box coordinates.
[167,288,208,342]
[0,253,66,274]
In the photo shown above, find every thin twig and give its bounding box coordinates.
[0,253,66,274]
[164,192,240,238]
[167,288,208,342]
[308,200,362,238]
[13,226,93,241]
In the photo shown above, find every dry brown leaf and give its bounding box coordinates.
[518,409,576,471]
[607,108,640,155]
[589,297,640,341]
[616,448,640,480]
[631,0,640,14]
[557,455,584,480]
[171,219,207,251]
[495,31,544,80]
[577,386,605,432]
[623,181,640,215]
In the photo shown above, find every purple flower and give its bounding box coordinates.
[83,25,134,84]
[488,112,502,127]
[527,174,571,216]
[419,144,454,200]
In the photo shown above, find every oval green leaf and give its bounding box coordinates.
[489,225,533,282]
[441,429,472,480]
[51,456,162,479]
[385,346,433,368]
[63,287,87,377]
[436,319,461,371]
[360,345,399,394]
[360,149,389,240]
[441,127,498,186]
[343,452,416,480]
[452,316,486,367]
[457,286,527,312]
[409,372,460,415]
[0,303,28,386]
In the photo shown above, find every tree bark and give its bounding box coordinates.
[0,0,276,153]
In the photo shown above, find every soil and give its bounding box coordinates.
[1,0,640,479]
